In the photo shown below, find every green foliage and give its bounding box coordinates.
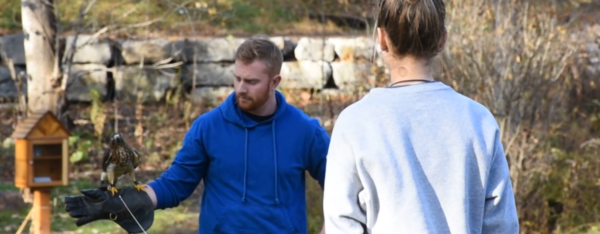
[305,173,324,233]
[0,0,21,32]
[0,180,202,233]
[68,134,93,163]
[566,0,593,8]
[212,0,300,33]
[0,182,19,192]
[89,88,106,141]
[0,0,368,36]
[2,137,14,150]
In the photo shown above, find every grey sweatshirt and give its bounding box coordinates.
[323,82,519,234]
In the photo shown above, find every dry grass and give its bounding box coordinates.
[440,0,600,233]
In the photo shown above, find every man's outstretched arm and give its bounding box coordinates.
[64,118,209,233]
[146,118,209,209]
[64,187,155,233]
[143,185,158,208]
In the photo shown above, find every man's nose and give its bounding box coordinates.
[236,82,247,93]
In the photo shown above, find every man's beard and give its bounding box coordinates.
[235,90,270,113]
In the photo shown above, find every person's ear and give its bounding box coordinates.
[377,27,389,53]
[271,74,281,89]
[439,27,447,49]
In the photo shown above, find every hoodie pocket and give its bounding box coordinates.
[212,203,298,234]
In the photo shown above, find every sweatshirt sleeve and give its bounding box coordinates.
[482,136,519,234]
[323,119,366,234]
[147,118,208,209]
[307,120,330,189]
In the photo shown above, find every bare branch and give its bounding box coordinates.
[61,0,97,93]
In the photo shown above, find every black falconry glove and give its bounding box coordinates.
[64,186,155,234]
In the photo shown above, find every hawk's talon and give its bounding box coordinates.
[108,186,118,196]
[134,183,144,192]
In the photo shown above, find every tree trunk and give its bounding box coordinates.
[21,0,60,115]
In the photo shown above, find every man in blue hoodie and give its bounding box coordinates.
[64,36,330,234]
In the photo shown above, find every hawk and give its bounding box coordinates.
[101,133,144,196]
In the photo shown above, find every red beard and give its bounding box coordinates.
[236,91,269,112]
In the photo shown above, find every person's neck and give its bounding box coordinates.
[247,93,277,116]
[386,55,434,85]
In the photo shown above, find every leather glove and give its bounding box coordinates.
[64,186,155,233]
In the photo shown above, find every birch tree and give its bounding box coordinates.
[21,0,62,116]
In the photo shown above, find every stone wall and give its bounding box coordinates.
[0,33,385,104]
[1,25,599,104]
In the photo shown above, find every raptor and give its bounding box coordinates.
[101,133,143,196]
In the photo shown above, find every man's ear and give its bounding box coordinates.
[272,74,281,89]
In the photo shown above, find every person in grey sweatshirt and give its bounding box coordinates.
[322,0,520,233]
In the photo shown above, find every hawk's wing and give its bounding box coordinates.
[101,148,112,172]
[131,148,141,169]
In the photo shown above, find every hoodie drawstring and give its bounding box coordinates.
[272,120,280,205]
[241,121,280,205]
[242,128,248,202]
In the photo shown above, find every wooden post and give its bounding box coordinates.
[31,188,51,234]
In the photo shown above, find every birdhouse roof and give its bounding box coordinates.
[12,111,70,139]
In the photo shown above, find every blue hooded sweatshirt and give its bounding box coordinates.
[148,90,330,234]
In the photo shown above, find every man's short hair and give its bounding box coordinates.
[235,35,283,77]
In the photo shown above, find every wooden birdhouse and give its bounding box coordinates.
[13,110,70,189]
